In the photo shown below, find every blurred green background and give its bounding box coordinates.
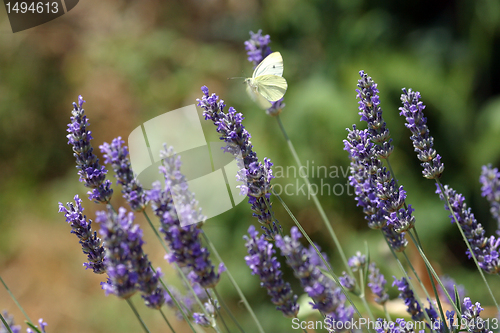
[1,0,500,332]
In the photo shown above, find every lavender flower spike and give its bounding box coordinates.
[399,88,444,179]
[276,227,353,324]
[100,137,148,212]
[244,225,299,318]
[197,86,281,240]
[96,207,165,308]
[462,298,491,333]
[58,195,106,274]
[244,30,271,67]
[147,145,224,289]
[66,95,113,203]
[344,126,409,250]
[479,164,500,231]
[356,70,393,159]
[393,276,440,330]
[436,184,500,274]
[368,263,389,305]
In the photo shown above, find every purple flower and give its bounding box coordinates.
[344,126,409,251]
[393,276,440,330]
[244,30,272,67]
[368,263,389,305]
[58,195,106,274]
[348,252,366,272]
[100,137,148,212]
[462,297,490,333]
[66,95,113,203]
[1,311,21,333]
[339,272,355,292]
[197,86,281,240]
[26,319,47,333]
[356,70,393,159]
[438,275,466,305]
[95,207,164,308]
[436,184,500,274]
[244,225,299,318]
[399,88,444,179]
[479,164,500,231]
[146,145,223,289]
[275,227,353,324]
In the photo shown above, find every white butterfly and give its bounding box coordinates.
[245,52,288,109]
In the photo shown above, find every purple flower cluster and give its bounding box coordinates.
[244,225,299,318]
[368,263,389,305]
[356,70,393,159]
[393,276,439,328]
[436,185,500,274]
[95,207,164,308]
[461,298,491,333]
[348,252,366,272]
[100,137,148,212]
[479,164,500,231]
[197,86,281,240]
[66,95,113,203]
[276,227,353,324]
[244,30,272,67]
[147,145,224,289]
[58,195,106,274]
[344,126,409,251]
[399,88,444,179]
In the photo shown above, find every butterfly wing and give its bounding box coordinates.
[253,52,284,78]
[246,84,273,109]
[254,74,288,102]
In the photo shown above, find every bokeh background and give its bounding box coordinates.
[1,0,500,332]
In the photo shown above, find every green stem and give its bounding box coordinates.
[435,179,500,310]
[126,298,151,333]
[159,308,176,333]
[214,287,246,333]
[206,289,230,333]
[411,228,449,333]
[153,266,198,333]
[200,231,266,333]
[276,115,354,279]
[382,237,438,333]
[358,270,375,321]
[0,275,32,324]
[383,304,391,322]
[0,312,14,333]
[272,188,363,318]
[404,232,461,316]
